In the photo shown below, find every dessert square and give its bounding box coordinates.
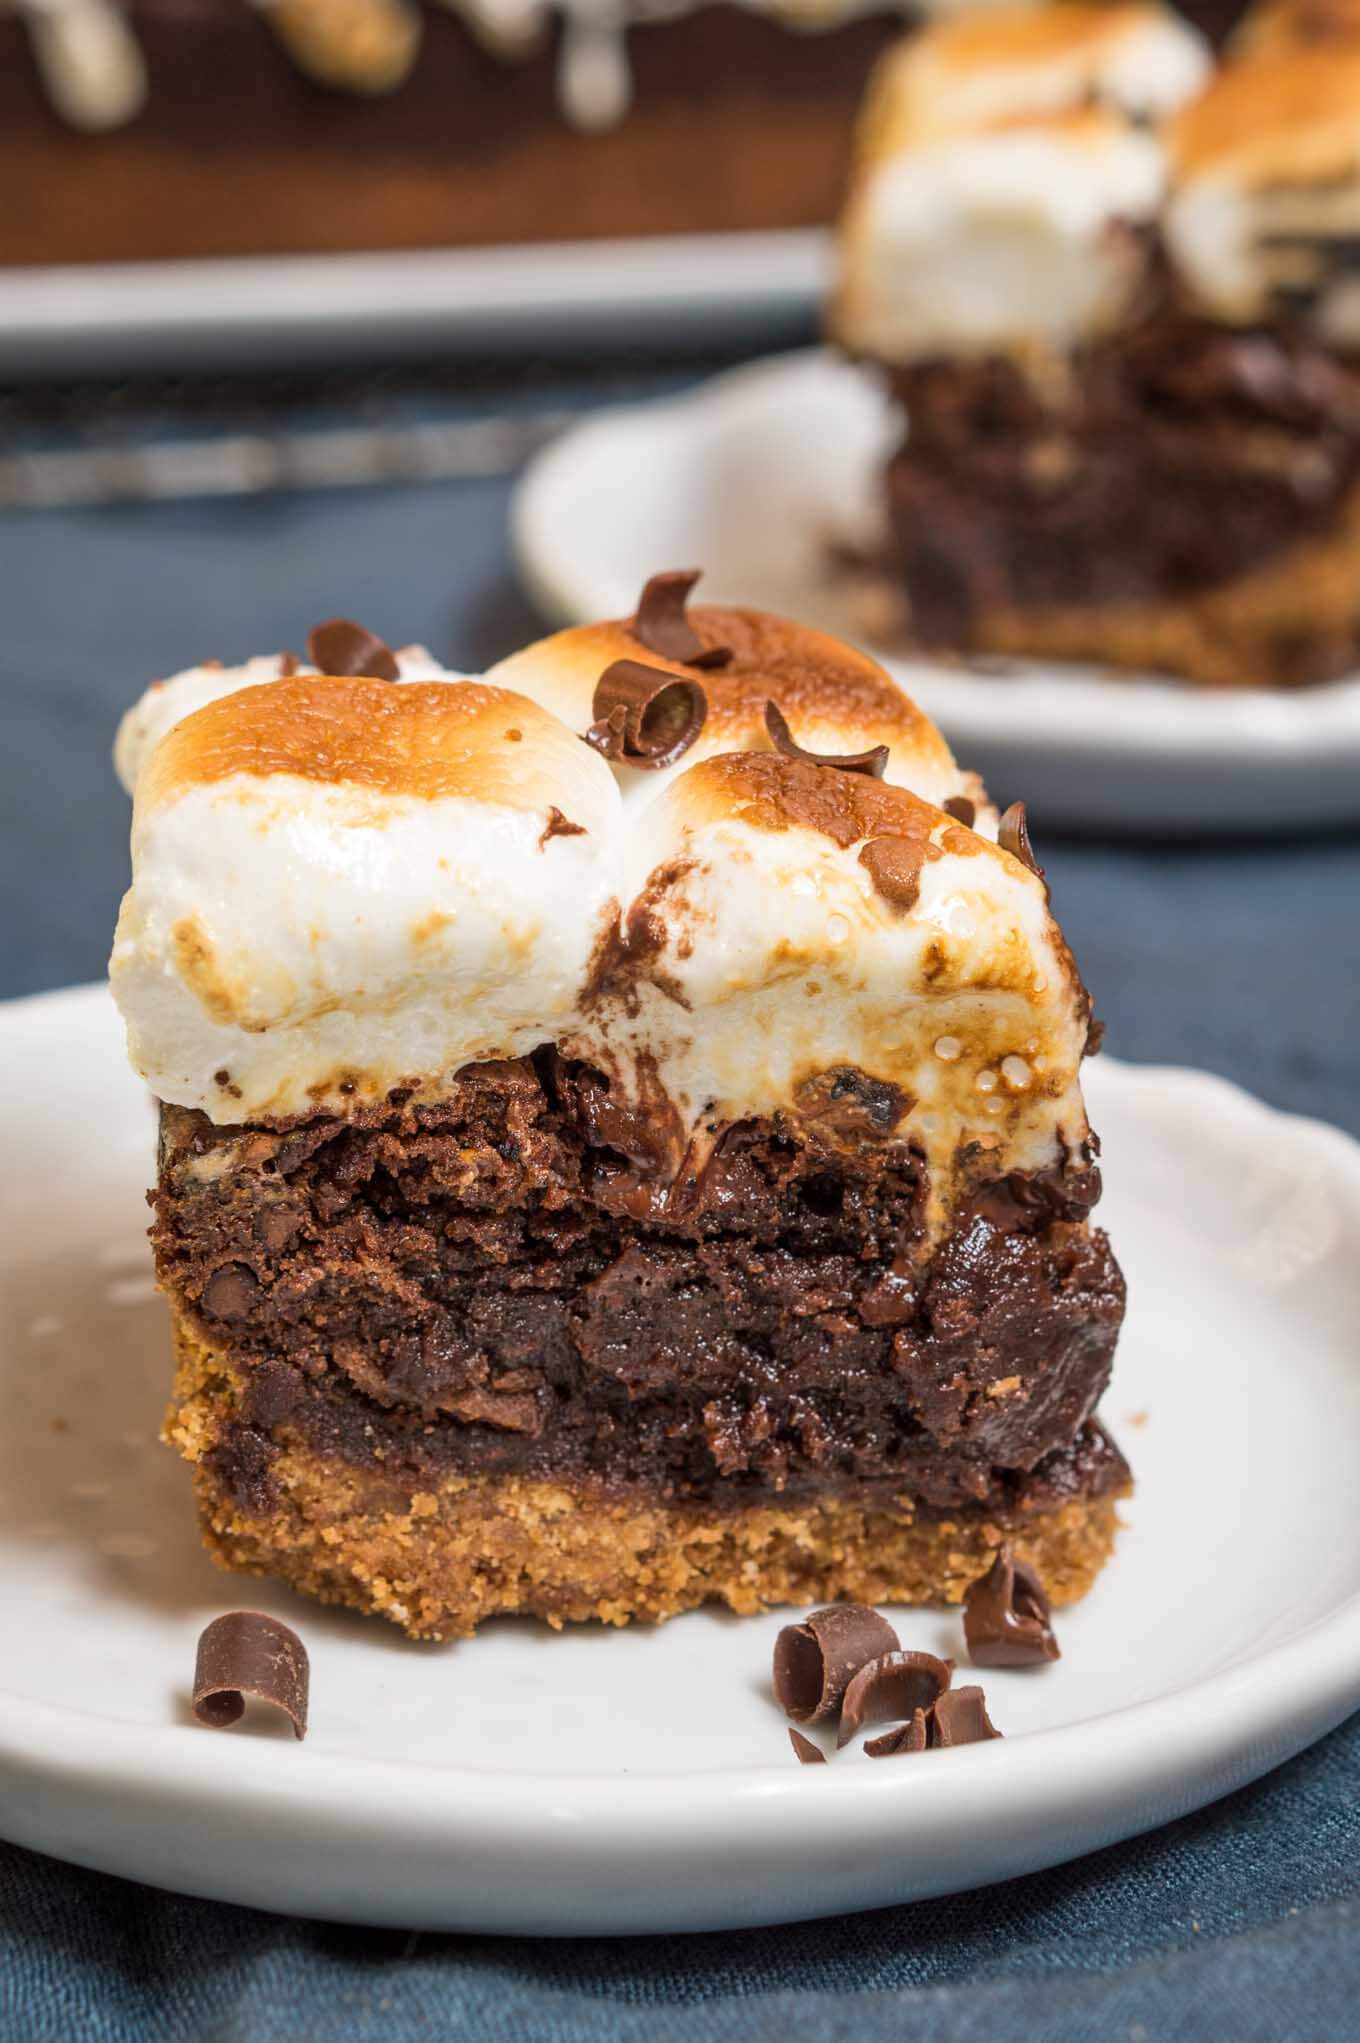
[112,584,1127,1637]
[832,4,1360,690]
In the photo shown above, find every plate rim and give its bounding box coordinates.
[4,984,1360,1927]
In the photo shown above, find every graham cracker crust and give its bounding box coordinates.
[166,1319,1126,1642]
[962,483,1360,690]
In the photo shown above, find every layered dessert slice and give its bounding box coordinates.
[111,585,1127,1639]
[832,6,1360,689]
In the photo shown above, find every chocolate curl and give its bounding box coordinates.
[931,1685,1003,1746]
[307,617,400,682]
[192,1610,309,1740]
[764,700,888,780]
[997,801,1049,899]
[963,1546,1060,1669]
[585,659,708,770]
[789,1728,827,1766]
[837,1649,953,1748]
[633,570,731,669]
[865,1708,931,1758]
[865,1688,1003,1755]
[942,795,976,826]
[772,1604,901,1725]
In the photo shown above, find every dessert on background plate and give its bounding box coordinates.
[110,582,1127,1640]
[832,1,1360,689]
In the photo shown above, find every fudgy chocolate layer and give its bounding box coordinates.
[885,315,1360,678]
[151,1054,1124,1515]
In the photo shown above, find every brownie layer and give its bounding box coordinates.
[151,1053,1124,1516]
[169,1321,1127,1638]
[884,315,1360,682]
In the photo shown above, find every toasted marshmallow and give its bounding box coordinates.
[1166,48,1360,340]
[486,603,985,819]
[833,3,1210,362]
[570,752,1091,1231]
[113,643,459,795]
[111,599,1094,1228]
[111,676,621,1122]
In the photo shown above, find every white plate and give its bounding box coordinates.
[0,231,827,379]
[514,349,1360,834]
[3,984,1359,1935]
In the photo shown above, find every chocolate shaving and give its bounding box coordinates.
[307,617,400,682]
[632,570,731,669]
[192,1610,309,1740]
[788,1727,827,1766]
[942,795,976,827]
[931,1685,1002,1746]
[837,1649,953,1748]
[997,802,1049,898]
[865,1687,1002,1754]
[585,659,708,770]
[963,1546,1060,1668]
[764,700,888,780]
[865,1708,931,1758]
[772,1603,900,1724]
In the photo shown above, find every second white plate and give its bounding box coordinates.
[514,349,1360,833]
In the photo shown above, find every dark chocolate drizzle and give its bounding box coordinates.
[632,570,732,669]
[307,618,400,683]
[764,700,888,780]
[585,659,708,770]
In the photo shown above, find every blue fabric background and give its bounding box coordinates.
[1,366,1357,2038]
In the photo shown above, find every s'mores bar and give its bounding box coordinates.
[112,587,1127,1640]
[834,4,1360,689]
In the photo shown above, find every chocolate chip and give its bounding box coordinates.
[858,838,921,913]
[306,617,400,682]
[997,802,1049,899]
[789,1727,826,1765]
[632,570,731,669]
[256,1207,299,1255]
[865,1708,930,1757]
[772,1603,900,1724]
[931,1685,1002,1745]
[942,795,976,826]
[201,1263,260,1322]
[585,659,708,770]
[539,806,587,848]
[765,700,888,779]
[192,1611,309,1740]
[836,1649,953,1747]
[963,1545,1060,1668]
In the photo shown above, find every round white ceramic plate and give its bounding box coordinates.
[3,984,1359,1935]
[513,349,1360,835]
